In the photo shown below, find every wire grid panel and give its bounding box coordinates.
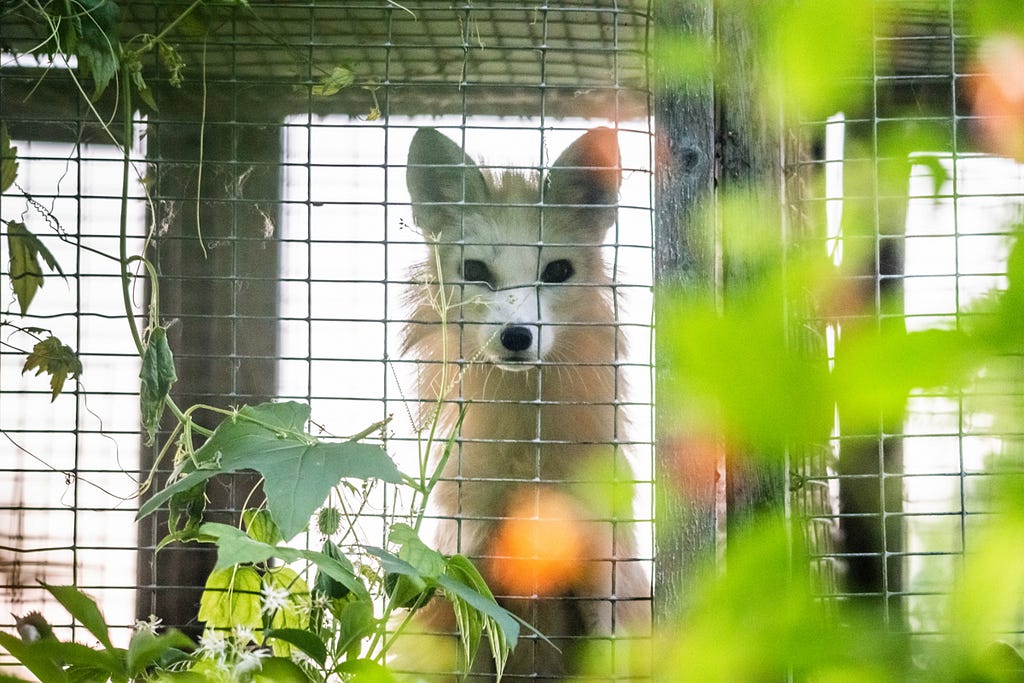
[790,0,1024,658]
[278,116,656,674]
[0,137,147,642]
[0,0,656,677]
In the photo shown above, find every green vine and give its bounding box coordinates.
[0,2,516,681]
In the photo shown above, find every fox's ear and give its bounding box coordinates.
[545,127,621,233]
[407,128,489,236]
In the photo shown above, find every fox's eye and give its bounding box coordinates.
[462,259,493,284]
[541,259,575,284]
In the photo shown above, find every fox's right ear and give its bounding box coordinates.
[407,128,489,236]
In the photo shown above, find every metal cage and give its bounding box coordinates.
[1,1,656,678]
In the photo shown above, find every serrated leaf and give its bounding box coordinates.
[198,566,262,631]
[22,335,82,401]
[311,66,354,97]
[126,629,194,676]
[41,584,114,651]
[1,122,18,192]
[136,402,403,540]
[74,0,121,99]
[140,326,177,444]
[7,221,64,316]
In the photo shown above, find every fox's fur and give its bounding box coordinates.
[401,127,649,679]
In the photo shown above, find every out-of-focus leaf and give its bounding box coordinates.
[126,629,194,677]
[311,66,354,96]
[140,326,177,444]
[22,336,82,401]
[250,657,312,683]
[7,221,64,315]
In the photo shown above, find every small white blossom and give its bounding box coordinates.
[261,583,291,616]
[196,629,229,664]
[233,648,269,677]
[133,614,162,635]
[232,624,256,646]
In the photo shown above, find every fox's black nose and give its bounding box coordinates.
[500,325,533,352]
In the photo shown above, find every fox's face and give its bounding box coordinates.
[406,128,621,370]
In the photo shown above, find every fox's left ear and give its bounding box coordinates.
[545,127,621,234]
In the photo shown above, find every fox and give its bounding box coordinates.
[399,126,649,679]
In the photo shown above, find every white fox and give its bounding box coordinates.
[401,127,649,679]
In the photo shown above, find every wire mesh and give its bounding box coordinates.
[0,1,655,678]
[788,0,1024,660]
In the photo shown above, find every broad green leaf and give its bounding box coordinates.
[126,629,194,677]
[366,546,520,649]
[334,600,374,660]
[390,523,446,578]
[137,402,403,540]
[243,508,283,545]
[43,584,113,651]
[22,335,82,401]
[201,522,283,568]
[197,566,262,631]
[140,326,177,444]
[263,629,326,667]
[199,522,369,601]
[1,122,17,192]
[313,538,351,600]
[0,632,68,682]
[7,221,64,316]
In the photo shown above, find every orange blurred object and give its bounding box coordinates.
[487,488,588,597]
[968,34,1024,160]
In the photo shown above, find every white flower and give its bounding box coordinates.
[233,648,269,677]
[196,629,229,664]
[133,614,162,636]
[261,583,291,616]
[232,624,256,646]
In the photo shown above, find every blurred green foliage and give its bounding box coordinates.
[649,1,1024,680]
